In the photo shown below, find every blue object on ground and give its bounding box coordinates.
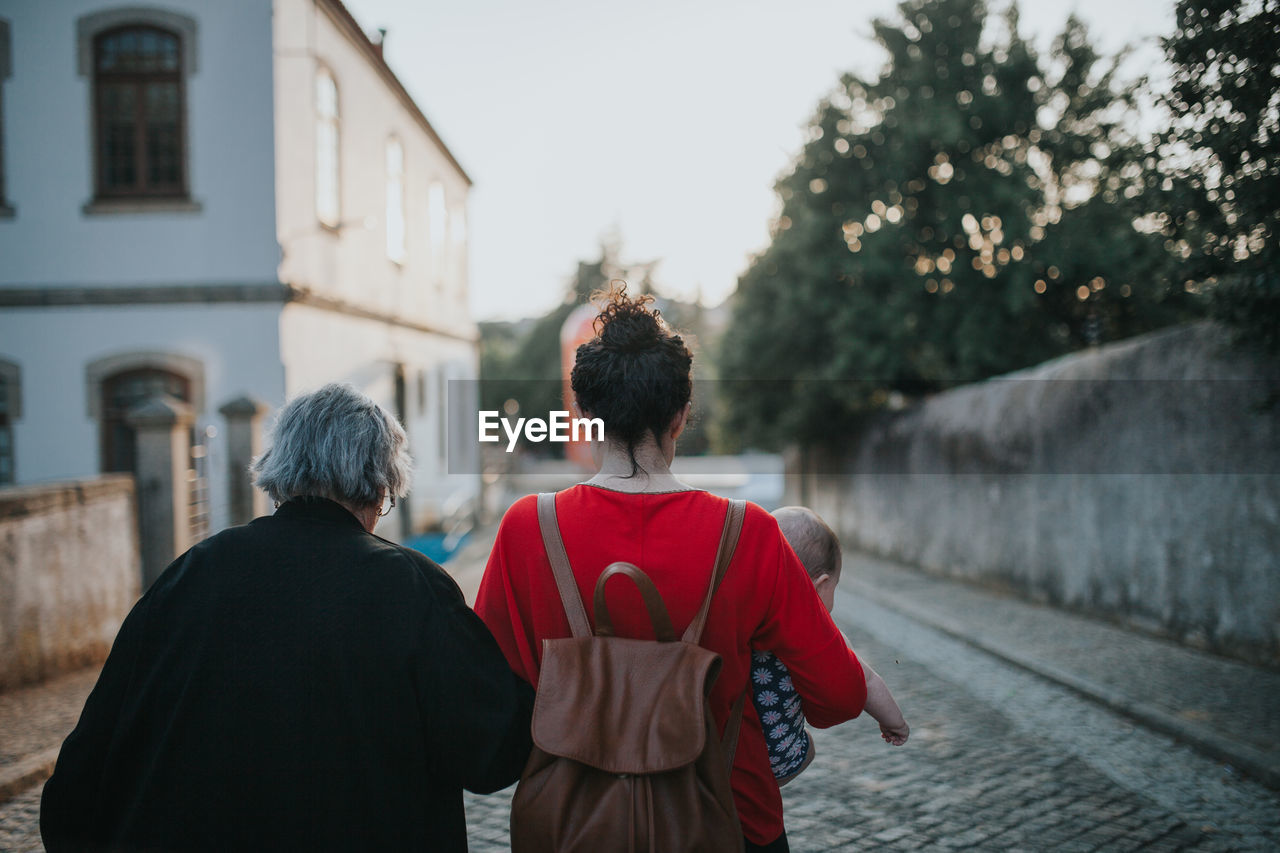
[404,531,470,565]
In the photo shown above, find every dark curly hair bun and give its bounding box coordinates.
[595,290,665,353]
[571,282,693,473]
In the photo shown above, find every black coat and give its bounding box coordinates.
[40,497,534,852]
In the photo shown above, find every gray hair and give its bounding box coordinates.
[251,383,412,508]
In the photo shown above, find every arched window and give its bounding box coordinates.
[449,204,468,297]
[428,181,447,287]
[93,26,186,198]
[315,68,340,228]
[385,136,405,263]
[99,367,191,473]
[87,352,207,547]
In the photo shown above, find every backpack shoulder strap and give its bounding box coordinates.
[682,499,747,645]
[536,492,593,639]
[688,499,750,764]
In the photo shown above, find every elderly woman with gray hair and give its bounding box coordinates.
[41,383,534,853]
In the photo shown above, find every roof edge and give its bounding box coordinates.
[316,0,473,186]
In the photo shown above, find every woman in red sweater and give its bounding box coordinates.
[474,286,867,852]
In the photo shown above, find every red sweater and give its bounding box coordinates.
[474,486,866,844]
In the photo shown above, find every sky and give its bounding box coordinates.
[341,0,1177,322]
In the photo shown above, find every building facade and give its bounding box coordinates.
[0,0,479,548]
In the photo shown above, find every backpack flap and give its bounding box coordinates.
[533,636,723,775]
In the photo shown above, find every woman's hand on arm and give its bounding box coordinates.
[473,497,543,686]
[425,589,534,794]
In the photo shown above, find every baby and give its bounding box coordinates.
[751,506,909,785]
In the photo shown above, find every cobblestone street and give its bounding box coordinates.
[3,545,1278,851]
[458,586,1280,852]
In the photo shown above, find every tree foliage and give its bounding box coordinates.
[478,246,722,456]
[479,252,614,455]
[721,0,1196,449]
[1158,0,1280,353]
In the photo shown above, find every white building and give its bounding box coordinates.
[0,0,480,543]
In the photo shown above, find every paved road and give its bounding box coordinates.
[457,588,1279,852]
[4,545,1278,851]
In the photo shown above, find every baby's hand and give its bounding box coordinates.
[880,720,909,746]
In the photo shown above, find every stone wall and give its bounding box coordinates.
[792,323,1280,666]
[0,476,140,690]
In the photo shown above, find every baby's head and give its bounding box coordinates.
[771,506,842,612]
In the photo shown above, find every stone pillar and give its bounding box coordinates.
[127,395,194,589]
[219,395,270,525]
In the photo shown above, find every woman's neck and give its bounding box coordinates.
[584,437,694,494]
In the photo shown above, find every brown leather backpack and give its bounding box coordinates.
[509,492,748,853]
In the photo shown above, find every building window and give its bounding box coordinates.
[449,205,467,295]
[0,360,18,485]
[100,368,191,474]
[92,26,186,199]
[75,8,196,212]
[316,68,340,228]
[386,137,405,263]
[1,17,14,217]
[428,181,447,287]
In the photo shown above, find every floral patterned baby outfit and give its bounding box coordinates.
[749,650,815,785]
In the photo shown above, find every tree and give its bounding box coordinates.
[478,243,724,456]
[479,251,614,455]
[1158,0,1280,354]
[721,0,1194,449]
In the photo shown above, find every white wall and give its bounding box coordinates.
[270,0,480,536]
[0,0,278,286]
[272,0,473,336]
[0,303,285,531]
[279,302,479,536]
[0,0,479,538]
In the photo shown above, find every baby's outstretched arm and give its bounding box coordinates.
[863,665,909,746]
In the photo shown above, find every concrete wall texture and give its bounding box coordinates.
[0,476,140,690]
[795,323,1280,666]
